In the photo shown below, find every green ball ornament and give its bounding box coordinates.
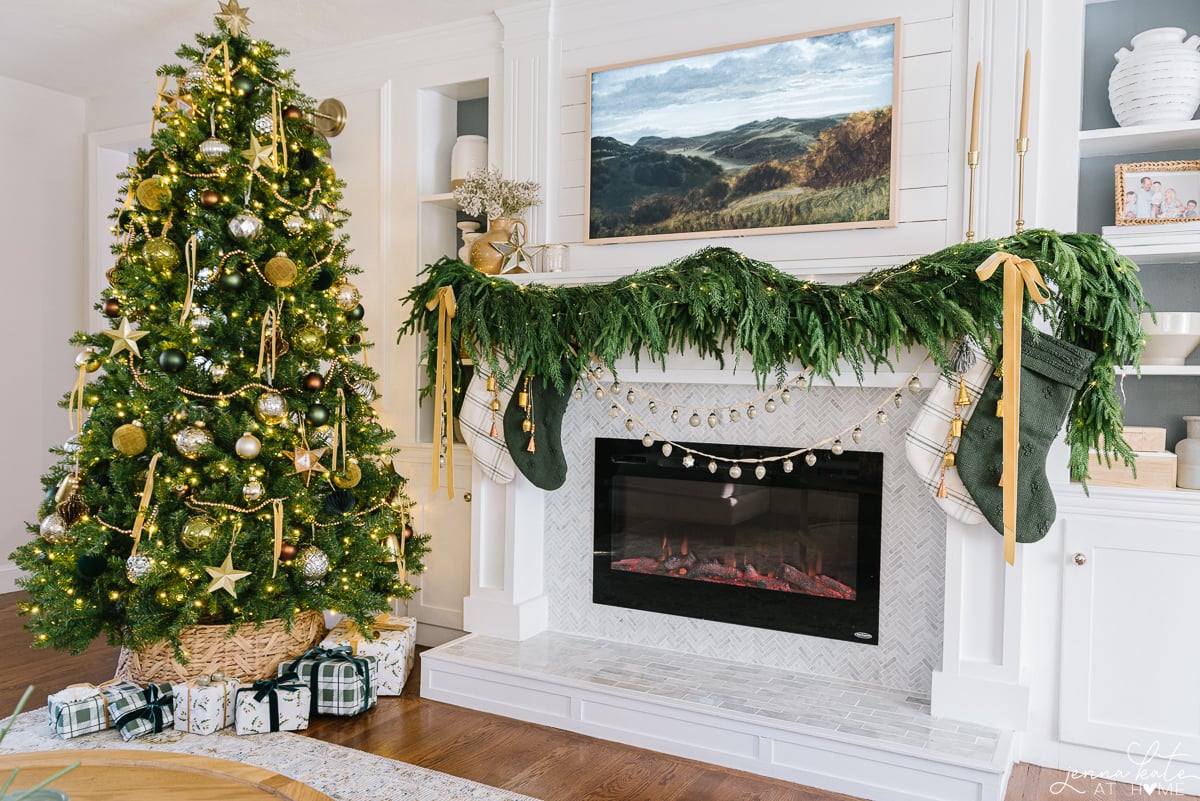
[232,74,255,96]
[158,348,187,373]
[180,515,219,550]
[142,237,179,270]
[293,325,325,355]
[311,267,334,291]
[305,403,330,426]
[77,553,107,578]
[219,270,245,291]
[346,304,365,321]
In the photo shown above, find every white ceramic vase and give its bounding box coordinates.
[1109,27,1200,127]
[450,135,488,189]
[1176,415,1200,489]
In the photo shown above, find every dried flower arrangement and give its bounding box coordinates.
[453,166,541,220]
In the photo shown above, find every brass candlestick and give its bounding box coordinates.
[1015,137,1029,233]
[965,150,980,242]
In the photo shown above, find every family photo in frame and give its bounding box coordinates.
[585,20,900,243]
[1115,160,1200,224]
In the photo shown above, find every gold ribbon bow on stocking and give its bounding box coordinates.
[425,285,457,498]
[975,251,1049,565]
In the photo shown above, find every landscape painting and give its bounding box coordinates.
[585,20,900,243]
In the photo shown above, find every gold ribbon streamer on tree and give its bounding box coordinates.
[130,452,162,556]
[424,285,456,498]
[331,388,347,472]
[256,305,279,384]
[152,76,170,135]
[179,235,198,325]
[68,362,88,442]
[271,90,287,171]
[205,41,232,94]
[271,499,284,578]
[975,251,1049,566]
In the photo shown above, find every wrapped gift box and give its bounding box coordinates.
[319,614,416,696]
[171,676,239,735]
[105,682,174,741]
[47,680,140,739]
[279,646,378,716]
[234,675,311,735]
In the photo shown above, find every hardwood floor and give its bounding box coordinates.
[0,591,1191,801]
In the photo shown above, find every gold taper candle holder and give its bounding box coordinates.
[1015,136,1029,233]
[965,150,980,242]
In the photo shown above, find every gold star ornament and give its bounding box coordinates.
[102,317,150,358]
[216,0,253,37]
[242,134,277,171]
[283,445,328,486]
[205,551,251,598]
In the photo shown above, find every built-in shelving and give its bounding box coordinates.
[1108,241,1200,264]
[1117,364,1200,376]
[1078,119,1200,158]
[421,192,459,209]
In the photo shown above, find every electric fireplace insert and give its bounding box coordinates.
[593,437,882,644]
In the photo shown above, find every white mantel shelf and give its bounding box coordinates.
[422,631,1014,801]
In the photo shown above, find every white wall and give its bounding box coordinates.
[0,76,86,591]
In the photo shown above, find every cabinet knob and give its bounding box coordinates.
[463,492,472,503]
[1072,552,1087,566]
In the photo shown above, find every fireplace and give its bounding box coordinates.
[593,437,882,644]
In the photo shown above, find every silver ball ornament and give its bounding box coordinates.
[728,464,742,479]
[235,432,262,459]
[755,464,767,480]
[765,398,777,413]
[352,380,377,402]
[782,459,794,473]
[642,434,654,447]
[40,513,69,543]
[661,443,673,457]
[284,214,305,234]
[298,546,330,583]
[707,460,718,474]
[253,114,274,135]
[242,480,265,502]
[311,425,336,447]
[689,413,701,427]
[209,363,229,382]
[831,439,845,456]
[174,425,213,459]
[805,452,818,467]
[228,211,264,241]
[307,204,332,223]
[125,554,153,583]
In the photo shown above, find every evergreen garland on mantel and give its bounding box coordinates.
[400,229,1149,483]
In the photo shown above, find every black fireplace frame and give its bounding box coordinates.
[592,437,882,644]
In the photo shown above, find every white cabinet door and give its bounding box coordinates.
[1060,515,1200,757]
[395,444,472,646]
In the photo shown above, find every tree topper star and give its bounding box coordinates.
[102,317,150,358]
[242,134,277,171]
[205,552,251,598]
[282,445,329,486]
[216,0,253,37]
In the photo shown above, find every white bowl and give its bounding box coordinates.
[1140,312,1200,365]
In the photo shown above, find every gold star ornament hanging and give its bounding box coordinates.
[205,551,251,598]
[216,0,253,37]
[283,445,328,486]
[242,134,277,171]
[102,317,150,358]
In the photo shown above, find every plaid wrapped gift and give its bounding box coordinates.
[105,682,174,741]
[320,614,416,696]
[171,676,239,735]
[234,672,311,735]
[47,680,140,739]
[279,645,377,716]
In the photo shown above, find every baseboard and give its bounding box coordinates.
[0,563,21,594]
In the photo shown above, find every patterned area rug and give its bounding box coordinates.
[1,709,541,801]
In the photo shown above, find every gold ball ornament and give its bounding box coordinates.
[135,176,171,210]
[75,348,101,373]
[331,461,362,488]
[235,432,262,459]
[292,325,325,355]
[263,252,298,287]
[112,422,147,456]
[180,515,218,550]
[332,281,361,311]
[253,391,288,426]
[142,237,180,270]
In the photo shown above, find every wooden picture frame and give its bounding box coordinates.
[584,19,901,244]
[1115,160,1200,225]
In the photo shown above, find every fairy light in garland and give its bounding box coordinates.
[585,357,929,479]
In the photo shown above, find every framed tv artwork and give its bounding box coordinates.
[1115,161,1200,225]
[585,19,901,244]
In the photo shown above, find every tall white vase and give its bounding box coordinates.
[1176,415,1200,489]
[450,135,488,189]
[1109,27,1200,127]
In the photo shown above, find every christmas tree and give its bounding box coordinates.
[11,0,429,658]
